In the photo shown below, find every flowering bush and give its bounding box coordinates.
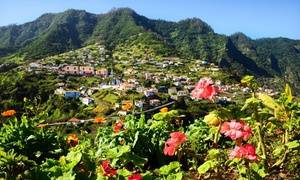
[0,76,300,179]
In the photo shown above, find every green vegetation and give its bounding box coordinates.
[0,8,299,94]
[0,7,300,179]
[1,79,300,179]
[0,7,299,123]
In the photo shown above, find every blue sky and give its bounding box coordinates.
[0,0,299,39]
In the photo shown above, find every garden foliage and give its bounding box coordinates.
[0,76,300,179]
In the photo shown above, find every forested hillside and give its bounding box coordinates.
[0,8,299,92]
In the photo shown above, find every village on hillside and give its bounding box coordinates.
[16,44,279,118]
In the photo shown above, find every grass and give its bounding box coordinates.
[92,105,110,116]
[102,93,120,104]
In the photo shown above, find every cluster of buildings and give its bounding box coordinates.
[17,44,280,113]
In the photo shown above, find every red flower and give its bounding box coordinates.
[101,160,117,177]
[103,169,117,177]
[114,117,124,134]
[191,77,220,100]
[229,144,258,162]
[164,132,186,156]
[244,144,258,161]
[67,134,78,147]
[128,174,142,180]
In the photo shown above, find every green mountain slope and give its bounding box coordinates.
[0,8,299,92]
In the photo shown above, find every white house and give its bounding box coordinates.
[87,88,99,95]
[81,97,94,105]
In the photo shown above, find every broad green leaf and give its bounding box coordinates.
[138,114,145,128]
[0,150,6,157]
[218,107,233,120]
[285,84,293,104]
[209,126,218,133]
[132,131,139,148]
[272,146,284,157]
[167,172,183,180]
[35,151,42,158]
[251,163,268,178]
[59,156,66,164]
[225,158,241,166]
[56,170,75,180]
[141,171,154,180]
[65,151,82,170]
[122,152,148,166]
[41,158,61,169]
[241,75,260,88]
[27,135,36,141]
[238,177,248,180]
[168,110,178,117]
[238,166,247,175]
[154,161,181,175]
[150,121,164,129]
[241,75,254,83]
[285,141,300,149]
[207,149,221,159]
[96,173,106,180]
[106,145,131,159]
[241,97,261,111]
[266,122,276,133]
[197,160,217,174]
[153,113,165,120]
[117,169,132,177]
[258,93,281,111]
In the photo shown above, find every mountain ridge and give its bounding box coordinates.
[0,8,299,93]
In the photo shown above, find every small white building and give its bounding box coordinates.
[81,97,94,105]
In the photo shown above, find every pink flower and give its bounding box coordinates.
[128,174,142,180]
[229,146,245,159]
[191,77,220,100]
[243,125,252,140]
[229,144,258,162]
[220,120,252,141]
[170,132,186,144]
[164,139,177,156]
[164,132,186,156]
